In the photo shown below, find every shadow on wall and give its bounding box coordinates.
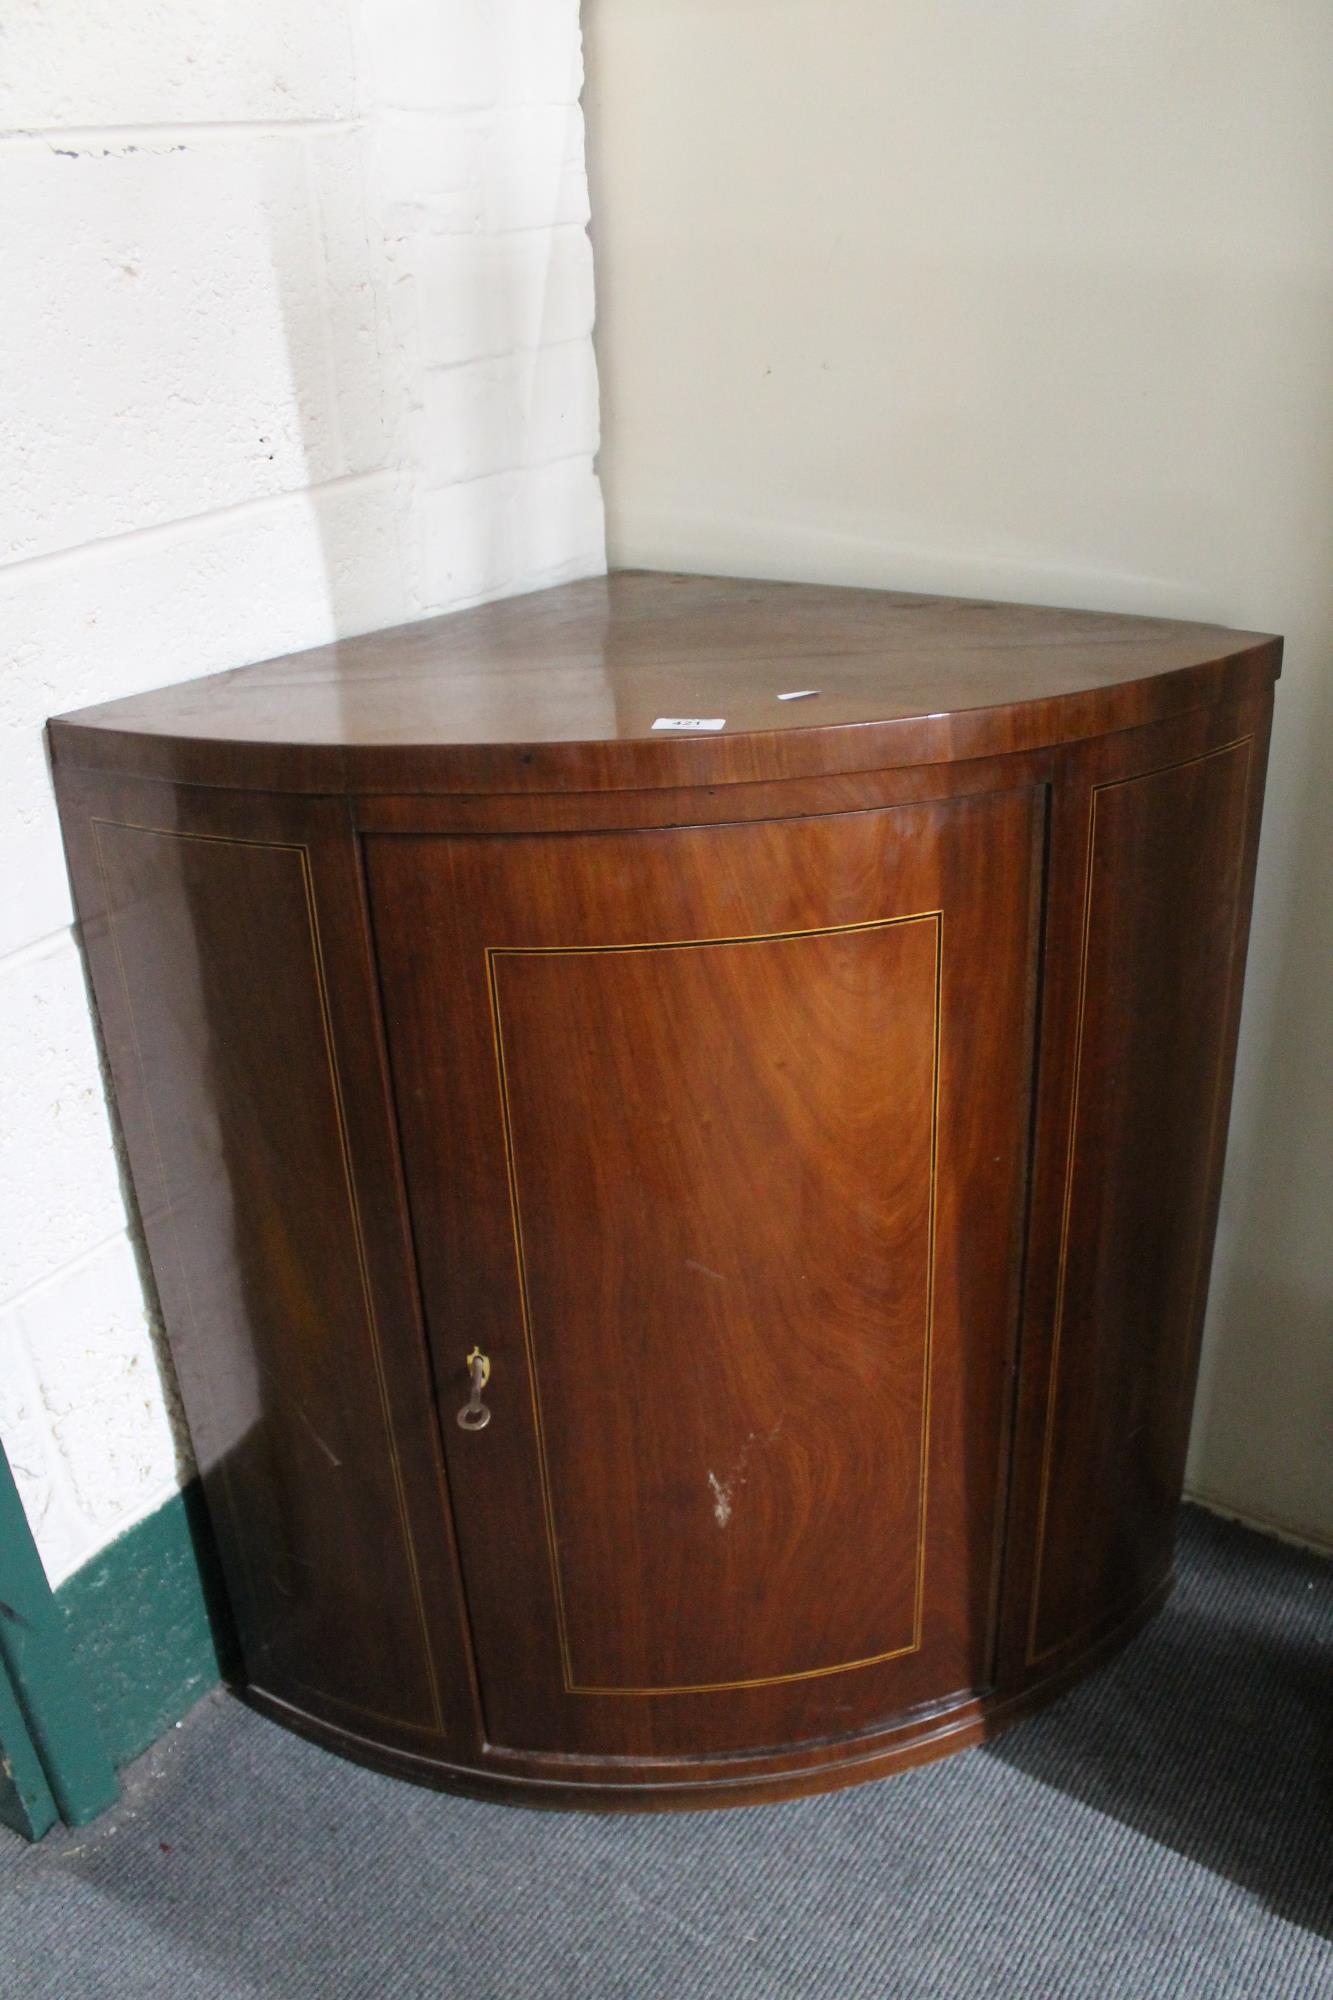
[50,127,420,1580]
[1191,1269,1333,1550]
[989,1506,1333,1941]
[83,111,425,1505]
[258,126,413,661]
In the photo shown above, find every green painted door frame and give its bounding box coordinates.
[0,1642,59,1841]
[0,1442,118,1839]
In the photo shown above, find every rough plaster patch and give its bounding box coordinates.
[16,1237,189,1538]
[0,0,357,129]
[0,1307,82,1572]
[0,935,130,1300]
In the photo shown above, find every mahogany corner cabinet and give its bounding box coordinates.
[50,572,1280,1811]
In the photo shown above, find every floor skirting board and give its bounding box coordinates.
[1183,1485,1333,1560]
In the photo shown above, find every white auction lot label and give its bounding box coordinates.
[651,717,727,732]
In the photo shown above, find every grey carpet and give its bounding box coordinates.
[2,1505,1329,1999]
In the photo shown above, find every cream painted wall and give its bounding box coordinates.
[584,1,1332,1545]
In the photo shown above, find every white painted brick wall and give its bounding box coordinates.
[0,0,605,1587]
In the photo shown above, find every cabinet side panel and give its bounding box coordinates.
[82,819,442,1732]
[1028,736,1257,1660]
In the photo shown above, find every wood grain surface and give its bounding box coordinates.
[1025,734,1263,1662]
[48,574,1278,1807]
[48,570,1280,795]
[368,786,1039,1758]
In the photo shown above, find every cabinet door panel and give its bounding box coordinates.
[1026,735,1258,1661]
[493,916,937,1694]
[369,790,1039,1758]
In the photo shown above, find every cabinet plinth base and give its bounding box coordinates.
[239,1576,1171,1814]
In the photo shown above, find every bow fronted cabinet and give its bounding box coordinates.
[49,574,1279,1809]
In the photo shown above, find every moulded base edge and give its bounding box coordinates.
[235,1575,1171,1814]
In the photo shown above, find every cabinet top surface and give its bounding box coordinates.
[51,570,1280,795]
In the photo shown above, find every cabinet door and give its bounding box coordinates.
[368,789,1039,1760]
